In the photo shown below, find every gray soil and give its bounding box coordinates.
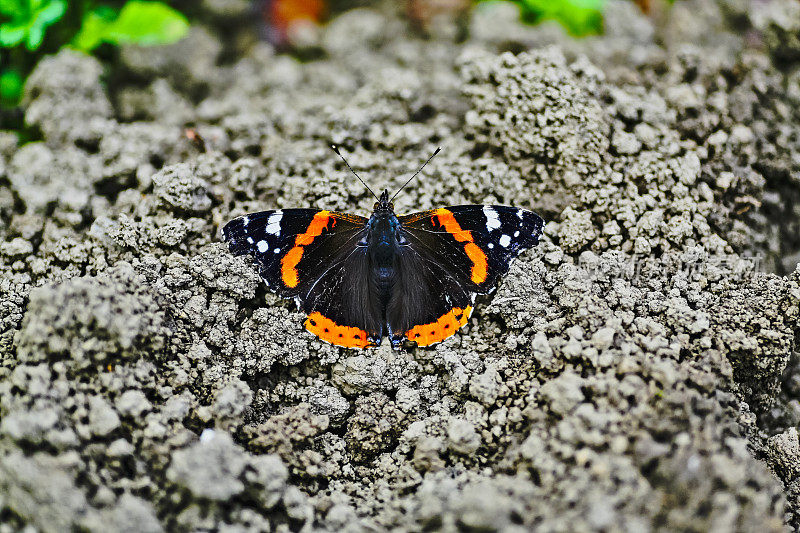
[2,0,800,531]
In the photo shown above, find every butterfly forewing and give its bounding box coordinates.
[399,205,544,293]
[223,209,377,348]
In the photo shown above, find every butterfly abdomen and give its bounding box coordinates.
[366,211,402,301]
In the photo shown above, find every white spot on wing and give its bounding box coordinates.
[242,216,250,226]
[274,248,280,253]
[516,209,524,220]
[483,206,501,231]
[514,231,520,237]
[499,234,511,247]
[257,240,269,253]
[247,237,254,244]
[488,243,494,249]
[266,210,283,235]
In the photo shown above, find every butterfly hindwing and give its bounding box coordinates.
[293,227,385,347]
[392,205,544,346]
[223,209,378,348]
[386,242,476,346]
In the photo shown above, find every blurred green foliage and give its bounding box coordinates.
[0,0,66,50]
[481,0,606,36]
[0,0,189,108]
[0,67,22,102]
[479,0,679,36]
[517,0,605,36]
[72,1,188,52]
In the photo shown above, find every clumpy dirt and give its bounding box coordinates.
[2,0,800,531]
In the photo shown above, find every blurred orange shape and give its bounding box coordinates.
[266,0,325,44]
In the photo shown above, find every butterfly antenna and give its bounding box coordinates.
[391,147,441,201]
[331,145,379,200]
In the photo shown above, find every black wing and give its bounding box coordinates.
[390,205,544,346]
[223,209,379,348]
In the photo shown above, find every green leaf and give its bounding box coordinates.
[0,68,23,106]
[0,23,26,46]
[71,7,115,52]
[0,0,66,50]
[26,0,65,49]
[0,0,25,18]
[104,1,188,46]
[71,1,189,52]
[25,17,43,48]
[35,0,65,25]
[487,0,606,36]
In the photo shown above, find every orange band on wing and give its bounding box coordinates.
[433,208,473,242]
[405,306,472,347]
[295,211,332,246]
[433,209,488,284]
[281,247,304,287]
[305,312,372,348]
[280,211,331,288]
[464,243,488,284]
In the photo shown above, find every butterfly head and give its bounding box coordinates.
[374,189,395,213]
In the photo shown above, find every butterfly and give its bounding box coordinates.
[222,147,545,349]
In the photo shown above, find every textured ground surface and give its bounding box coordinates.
[2,0,800,531]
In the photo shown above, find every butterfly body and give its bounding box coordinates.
[223,188,544,349]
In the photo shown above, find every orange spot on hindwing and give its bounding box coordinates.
[433,209,488,284]
[280,211,331,288]
[405,306,473,347]
[305,312,372,348]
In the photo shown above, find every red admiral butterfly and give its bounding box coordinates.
[223,147,544,349]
